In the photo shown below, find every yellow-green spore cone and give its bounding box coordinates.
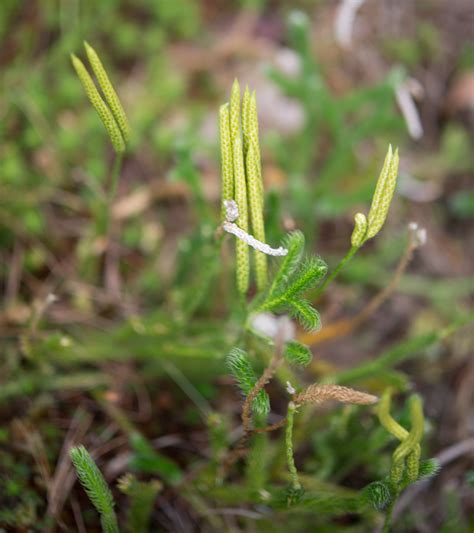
[229,79,241,145]
[246,142,267,290]
[248,91,264,202]
[378,390,408,441]
[378,390,423,486]
[242,85,251,152]
[392,396,423,466]
[233,136,249,295]
[406,444,421,483]
[219,103,233,220]
[70,54,125,153]
[366,145,399,239]
[84,41,130,143]
[350,213,368,248]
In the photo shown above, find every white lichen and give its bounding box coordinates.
[223,200,288,257]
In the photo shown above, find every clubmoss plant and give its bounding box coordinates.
[70,445,119,533]
[216,81,446,523]
[219,82,381,507]
[362,389,440,532]
[71,42,130,243]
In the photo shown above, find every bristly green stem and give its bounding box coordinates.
[314,245,359,298]
[286,401,301,491]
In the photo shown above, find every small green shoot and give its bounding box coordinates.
[70,445,119,533]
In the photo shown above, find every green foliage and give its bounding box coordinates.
[279,257,328,301]
[245,429,269,496]
[256,251,326,331]
[362,480,393,510]
[267,230,306,297]
[70,445,119,533]
[150,0,201,39]
[129,432,183,485]
[226,348,270,416]
[1,7,469,531]
[383,22,440,67]
[172,225,222,318]
[207,412,230,464]
[118,473,162,533]
[417,458,441,480]
[283,340,312,366]
[287,298,321,331]
[331,315,474,385]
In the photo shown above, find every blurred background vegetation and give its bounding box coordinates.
[0,0,473,531]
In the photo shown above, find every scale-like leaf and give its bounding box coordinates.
[284,340,312,366]
[287,298,320,331]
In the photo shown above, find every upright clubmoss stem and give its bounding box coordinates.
[315,245,359,298]
[286,401,301,491]
[103,152,123,238]
[108,153,123,211]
